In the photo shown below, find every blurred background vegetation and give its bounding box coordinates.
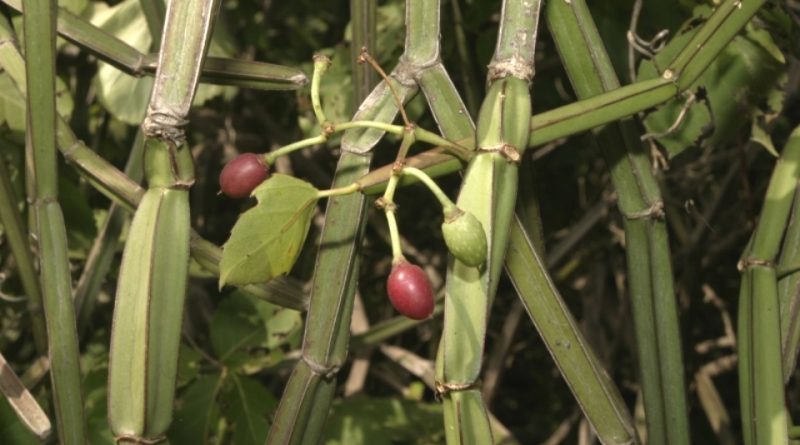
[0,0,799,443]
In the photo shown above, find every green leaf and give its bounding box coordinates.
[220,375,277,445]
[86,0,153,124]
[219,174,319,287]
[639,14,785,158]
[58,175,98,257]
[322,397,444,445]
[88,0,234,125]
[751,112,779,157]
[0,71,73,132]
[83,367,115,445]
[168,373,222,445]
[210,293,266,366]
[175,344,204,389]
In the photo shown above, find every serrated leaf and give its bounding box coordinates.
[221,375,277,445]
[219,174,319,287]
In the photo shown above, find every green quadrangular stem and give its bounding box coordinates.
[107,0,220,441]
[21,0,87,443]
[738,125,800,445]
[404,2,636,442]
[0,139,47,354]
[75,7,161,337]
[263,1,377,443]
[357,0,769,192]
[505,216,638,444]
[433,0,541,442]
[0,23,307,313]
[778,190,800,380]
[546,1,689,443]
[73,129,146,337]
[139,0,165,47]
[2,0,308,91]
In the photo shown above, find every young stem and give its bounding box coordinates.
[311,55,332,125]
[263,121,405,165]
[401,166,456,211]
[264,135,327,165]
[360,49,411,126]
[383,174,404,262]
[317,182,361,199]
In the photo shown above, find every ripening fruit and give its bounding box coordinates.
[219,153,270,199]
[387,261,435,320]
[442,209,487,267]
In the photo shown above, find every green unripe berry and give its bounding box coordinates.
[441,207,487,267]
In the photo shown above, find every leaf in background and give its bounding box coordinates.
[224,290,303,351]
[639,11,785,158]
[210,292,266,366]
[219,174,319,287]
[751,111,779,157]
[87,0,235,125]
[86,0,153,124]
[0,397,39,444]
[175,344,204,389]
[83,367,115,445]
[58,175,98,257]
[0,72,73,132]
[168,373,222,445]
[219,375,277,445]
[322,397,444,445]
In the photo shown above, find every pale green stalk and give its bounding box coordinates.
[0,27,307,313]
[546,1,689,443]
[738,126,800,445]
[108,1,220,441]
[434,1,541,443]
[2,0,308,91]
[263,1,378,443]
[22,0,87,442]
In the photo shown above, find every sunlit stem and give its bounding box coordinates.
[316,182,361,198]
[414,127,471,160]
[335,120,405,135]
[311,54,332,125]
[263,135,327,165]
[402,166,456,212]
[383,173,403,262]
[395,127,417,165]
[263,120,405,165]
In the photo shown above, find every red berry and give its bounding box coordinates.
[387,262,434,320]
[219,153,270,199]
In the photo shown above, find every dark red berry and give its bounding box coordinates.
[387,262,434,320]
[219,153,270,199]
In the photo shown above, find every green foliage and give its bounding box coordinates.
[220,174,319,287]
[639,7,785,157]
[323,397,444,445]
[0,1,798,444]
[87,0,235,124]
